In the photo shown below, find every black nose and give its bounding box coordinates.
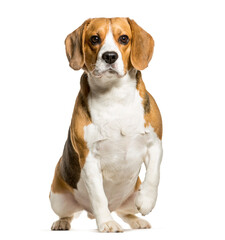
[102,51,118,64]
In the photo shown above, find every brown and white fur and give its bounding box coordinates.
[50,18,163,233]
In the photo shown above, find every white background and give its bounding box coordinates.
[0,0,225,239]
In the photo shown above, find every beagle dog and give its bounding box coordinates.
[50,18,163,233]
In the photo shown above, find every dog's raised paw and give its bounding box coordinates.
[135,187,158,216]
[51,219,71,231]
[99,220,123,233]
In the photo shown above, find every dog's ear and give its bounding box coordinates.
[65,19,91,70]
[127,19,154,70]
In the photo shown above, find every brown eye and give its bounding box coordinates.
[90,35,101,45]
[118,35,129,45]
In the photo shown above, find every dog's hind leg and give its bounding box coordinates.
[117,211,151,229]
[50,160,83,231]
[50,191,83,230]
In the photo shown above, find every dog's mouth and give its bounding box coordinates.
[92,67,121,78]
[107,68,118,74]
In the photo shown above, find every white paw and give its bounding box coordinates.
[129,218,151,229]
[98,220,123,233]
[135,186,158,216]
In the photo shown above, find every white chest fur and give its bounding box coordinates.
[74,72,150,211]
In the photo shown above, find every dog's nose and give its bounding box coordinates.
[102,51,118,64]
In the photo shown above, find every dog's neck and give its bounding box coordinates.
[86,69,137,104]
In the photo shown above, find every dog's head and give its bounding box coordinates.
[65,18,154,79]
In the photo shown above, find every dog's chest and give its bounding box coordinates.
[84,86,148,205]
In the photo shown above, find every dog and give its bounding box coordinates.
[49,17,163,233]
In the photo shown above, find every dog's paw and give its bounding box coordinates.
[129,218,151,229]
[98,220,123,233]
[51,219,71,230]
[135,186,158,216]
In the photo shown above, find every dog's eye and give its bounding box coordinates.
[118,35,129,45]
[90,35,101,45]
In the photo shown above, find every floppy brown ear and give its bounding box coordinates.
[127,19,154,70]
[65,19,90,70]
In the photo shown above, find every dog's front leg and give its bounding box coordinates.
[82,152,123,232]
[135,136,163,216]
